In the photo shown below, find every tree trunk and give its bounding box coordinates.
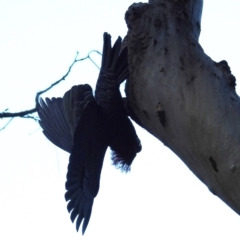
[125,0,240,216]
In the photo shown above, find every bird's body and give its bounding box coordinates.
[95,33,141,170]
[38,33,141,234]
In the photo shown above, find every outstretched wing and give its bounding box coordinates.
[37,84,93,153]
[95,32,142,171]
[38,97,72,153]
[38,84,108,234]
[65,98,108,234]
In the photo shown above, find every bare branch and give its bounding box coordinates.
[0,108,36,118]
[0,50,101,123]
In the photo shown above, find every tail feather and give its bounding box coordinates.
[110,36,122,69]
[116,47,129,84]
[101,33,112,73]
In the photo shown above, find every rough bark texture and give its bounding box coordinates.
[125,0,240,216]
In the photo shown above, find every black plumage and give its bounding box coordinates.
[95,33,141,170]
[37,32,141,234]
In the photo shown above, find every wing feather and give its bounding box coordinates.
[65,99,108,234]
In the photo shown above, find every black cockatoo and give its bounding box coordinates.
[37,33,141,234]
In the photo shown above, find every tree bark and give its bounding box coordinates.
[125,0,240,216]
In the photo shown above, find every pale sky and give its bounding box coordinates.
[0,1,240,239]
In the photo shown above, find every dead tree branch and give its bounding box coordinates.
[0,50,101,130]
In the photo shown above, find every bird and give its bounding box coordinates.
[37,32,141,234]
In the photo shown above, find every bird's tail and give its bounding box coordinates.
[100,32,129,85]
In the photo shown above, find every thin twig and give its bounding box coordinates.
[87,50,101,69]
[35,52,80,105]
[21,115,39,122]
[0,118,13,131]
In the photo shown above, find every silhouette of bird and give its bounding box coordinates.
[38,33,141,234]
[96,33,141,170]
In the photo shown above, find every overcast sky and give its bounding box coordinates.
[0,1,240,239]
